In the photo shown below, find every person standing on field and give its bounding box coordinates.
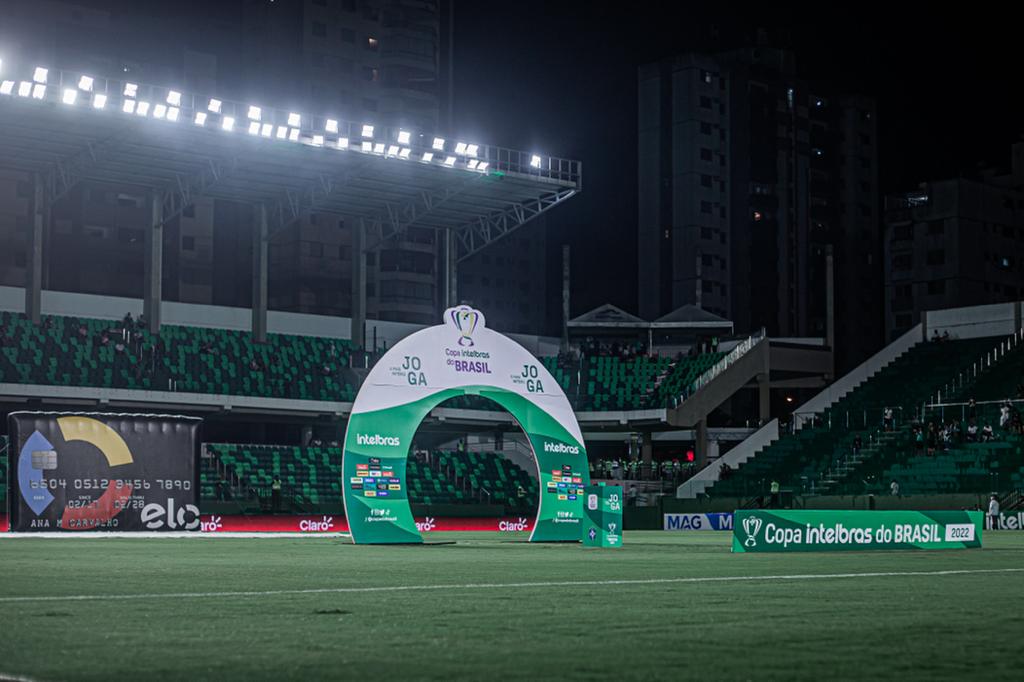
[988,494,1000,531]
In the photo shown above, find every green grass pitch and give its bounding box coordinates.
[1,531,1022,681]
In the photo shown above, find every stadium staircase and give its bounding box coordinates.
[700,333,1010,499]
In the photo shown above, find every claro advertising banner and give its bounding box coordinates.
[6,412,201,532]
[732,509,983,553]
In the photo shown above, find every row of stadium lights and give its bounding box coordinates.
[0,61,546,172]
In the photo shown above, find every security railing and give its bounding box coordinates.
[673,329,766,405]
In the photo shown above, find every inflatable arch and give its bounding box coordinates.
[342,306,590,543]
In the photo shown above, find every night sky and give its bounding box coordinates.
[452,2,1024,330]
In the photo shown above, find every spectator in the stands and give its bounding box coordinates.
[769,480,780,508]
[852,435,862,456]
[77,324,88,340]
[981,424,995,442]
[1000,402,1011,428]
[966,421,979,442]
[914,427,925,455]
[931,329,941,343]
[890,479,900,496]
[250,357,263,372]
[883,407,894,431]
[967,398,977,420]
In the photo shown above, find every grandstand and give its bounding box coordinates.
[200,442,537,514]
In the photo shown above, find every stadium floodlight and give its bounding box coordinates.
[123,82,137,97]
[477,162,489,171]
[454,142,467,155]
[530,154,542,168]
[421,151,434,162]
[398,148,411,159]
[221,116,235,131]
[288,128,300,142]
[387,144,399,156]
[17,81,32,97]
[0,81,14,96]
[247,121,260,135]
[31,83,45,99]
[287,112,300,127]
[337,137,349,149]
[260,123,273,137]
[153,103,167,119]
[325,118,339,134]
[397,130,411,144]
[166,106,179,122]
[373,142,385,154]
[194,111,207,126]
[312,134,324,147]
[167,90,182,106]
[467,159,479,170]
[93,93,108,109]
[361,141,372,152]
[443,156,456,167]
[275,126,287,139]
[122,99,136,113]
[361,124,374,138]
[61,88,77,105]
[33,67,48,83]
[432,137,445,150]
[247,105,261,121]
[207,98,221,113]
[136,101,150,116]
[466,144,479,157]
[78,75,94,91]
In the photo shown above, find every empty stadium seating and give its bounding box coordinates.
[0,311,356,402]
[708,336,1003,498]
[0,310,729,412]
[564,352,725,411]
[203,443,537,512]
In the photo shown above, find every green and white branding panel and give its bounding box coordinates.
[342,306,590,544]
[582,485,623,548]
[732,510,983,553]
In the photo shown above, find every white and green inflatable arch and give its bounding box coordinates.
[342,306,589,543]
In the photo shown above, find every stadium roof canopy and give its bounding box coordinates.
[0,63,582,261]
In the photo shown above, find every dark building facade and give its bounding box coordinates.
[638,46,881,371]
[884,143,1024,340]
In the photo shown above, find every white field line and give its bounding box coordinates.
[0,568,1020,604]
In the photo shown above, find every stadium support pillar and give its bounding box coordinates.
[445,229,458,307]
[562,245,570,348]
[696,419,709,468]
[757,373,770,425]
[825,245,835,379]
[25,173,44,324]
[641,431,653,478]
[144,191,163,333]
[252,204,268,343]
[352,219,367,350]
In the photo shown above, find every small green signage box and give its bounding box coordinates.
[582,485,623,548]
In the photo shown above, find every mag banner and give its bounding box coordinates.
[7,412,201,532]
[663,512,733,531]
[732,509,983,553]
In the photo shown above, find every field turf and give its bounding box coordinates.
[1,531,1022,681]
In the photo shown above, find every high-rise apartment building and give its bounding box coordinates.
[638,46,881,371]
[883,143,1024,340]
